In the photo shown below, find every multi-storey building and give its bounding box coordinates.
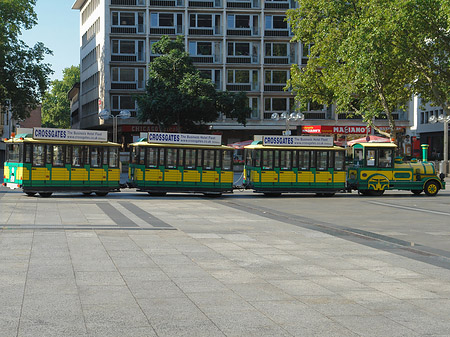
[72,0,409,145]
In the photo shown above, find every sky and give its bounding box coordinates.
[20,0,80,82]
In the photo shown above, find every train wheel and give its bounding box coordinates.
[203,192,222,198]
[411,190,423,195]
[359,190,371,196]
[263,192,282,197]
[424,181,439,196]
[39,192,52,198]
[369,190,385,196]
[25,192,36,197]
[82,192,92,196]
[95,192,108,197]
[322,192,336,197]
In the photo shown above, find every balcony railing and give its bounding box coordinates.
[264,2,289,9]
[264,84,286,92]
[226,84,251,91]
[111,55,138,62]
[264,57,289,64]
[191,56,214,63]
[264,30,289,37]
[189,0,214,7]
[111,0,145,5]
[304,112,326,119]
[227,56,252,64]
[111,83,138,90]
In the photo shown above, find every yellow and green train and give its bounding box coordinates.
[127,135,234,196]
[2,129,121,197]
[347,143,445,196]
[243,140,346,196]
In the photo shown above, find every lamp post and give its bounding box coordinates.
[428,113,450,176]
[271,111,305,135]
[98,109,131,143]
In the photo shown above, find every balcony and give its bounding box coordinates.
[227,56,251,64]
[111,55,137,62]
[264,1,289,9]
[149,0,184,5]
[189,28,214,36]
[150,27,179,35]
[226,84,251,91]
[189,0,214,7]
[191,56,214,63]
[227,27,258,36]
[264,30,289,37]
[111,25,144,34]
[111,0,145,5]
[264,57,289,64]
[111,83,138,90]
[304,111,326,119]
[264,84,286,92]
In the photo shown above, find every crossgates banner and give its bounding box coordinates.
[262,135,334,147]
[33,127,108,142]
[147,132,222,146]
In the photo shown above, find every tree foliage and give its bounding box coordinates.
[287,0,431,139]
[0,0,53,120]
[41,65,80,128]
[136,35,250,132]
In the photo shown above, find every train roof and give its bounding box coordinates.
[4,134,120,147]
[352,143,397,148]
[130,140,234,150]
[244,142,345,151]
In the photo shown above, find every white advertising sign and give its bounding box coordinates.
[262,135,334,147]
[33,128,108,142]
[147,132,222,146]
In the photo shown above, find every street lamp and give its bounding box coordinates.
[428,112,450,176]
[98,109,131,143]
[271,111,305,136]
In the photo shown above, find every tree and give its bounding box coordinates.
[136,35,250,132]
[287,0,417,140]
[0,0,53,120]
[41,65,80,128]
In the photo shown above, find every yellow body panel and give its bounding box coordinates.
[32,168,50,181]
[90,168,106,181]
[52,168,70,181]
[316,171,332,183]
[135,168,144,181]
[297,171,314,183]
[183,170,200,182]
[15,167,24,180]
[261,170,278,183]
[251,170,260,183]
[4,165,10,179]
[108,169,120,182]
[220,171,233,183]
[333,171,346,183]
[279,171,296,183]
[202,170,219,183]
[359,170,393,181]
[145,169,163,181]
[164,169,182,182]
[71,168,88,181]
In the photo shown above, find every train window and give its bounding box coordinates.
[109,148,119,168]
[130,146,137,164]
[292,151,297,168]
[197,149,203,167]
[25,144,32,163]
[83,146,90,166]
[262,150,273,169]
[274,150,280,168]
[222,150,232,170]
[298,151,310,170]
[147,148,158,167]
[255,150,261,167]
[159,148,165,166]
[280,151,292,170]
[66,146,72,165]
[378,148,393,168]
[334,151,345,171]
[46,145,52,165]
[185,149,196,168]
[7,144,21,162]
[72,146,82,167]
[33,144,45,166]
[91,147,100,168]
[310,151,316,168]
[245,150,252,166]
[178,149,184,167]
[139,147,145,165]
[204,150,215,169]
[102,147,108,165]
[354,149,364,166]
[366,149,376,166]
[166,148,177,168]
[317,151,328,170]
[53,145,65,167]
[215,150,221,168]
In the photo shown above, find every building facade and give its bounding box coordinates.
[72,0,410,146]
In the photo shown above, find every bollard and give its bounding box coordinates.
[421,144,429,163]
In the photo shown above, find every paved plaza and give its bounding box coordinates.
[1,175,450,336]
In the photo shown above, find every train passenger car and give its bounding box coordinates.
[128,132,234,195]
[2,127,121,197]
[243,135,346,196]
[347,143,445,196]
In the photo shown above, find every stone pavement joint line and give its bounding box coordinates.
[118,201,173,228]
